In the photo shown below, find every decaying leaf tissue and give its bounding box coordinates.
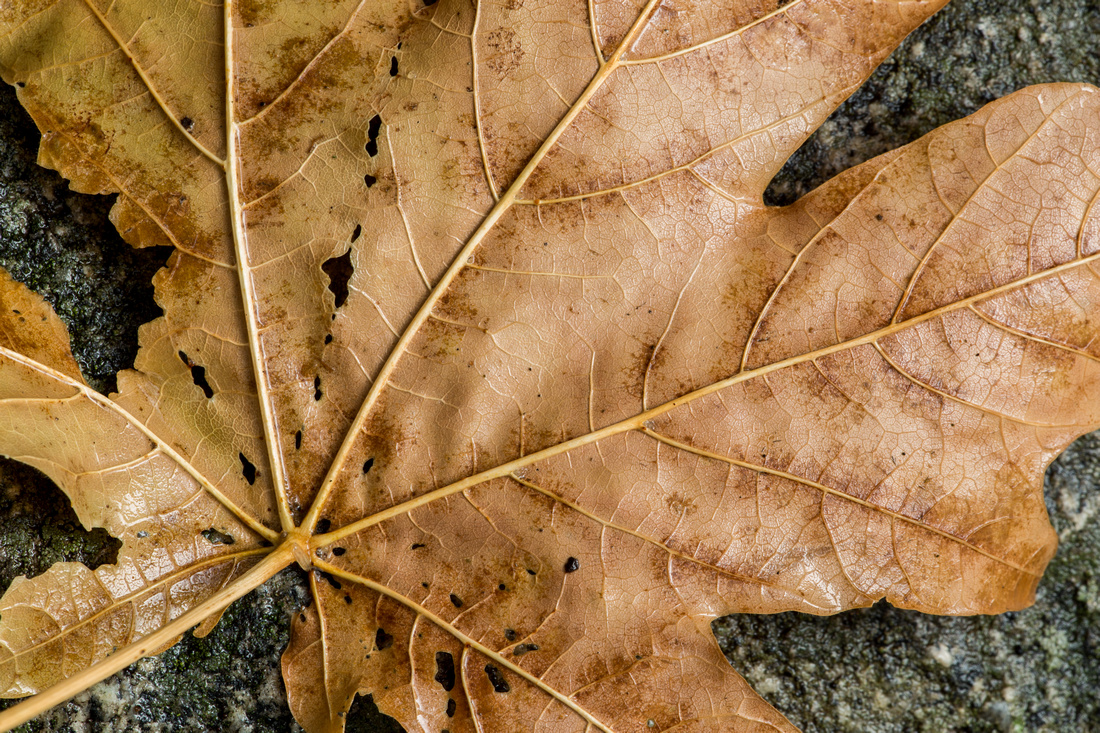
[0,0,1098,730]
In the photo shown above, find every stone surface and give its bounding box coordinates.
[0,0,1097,730]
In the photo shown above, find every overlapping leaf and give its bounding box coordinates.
[0,0,1098,730]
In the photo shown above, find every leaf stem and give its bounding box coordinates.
[0,544,295,732]
[224,0,296,534]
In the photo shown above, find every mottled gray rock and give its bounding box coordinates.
[0,0,1097,730]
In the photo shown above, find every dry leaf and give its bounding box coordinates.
[0,0,1099,730]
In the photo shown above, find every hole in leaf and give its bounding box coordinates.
[333,547,346,556]
[366,114,382,156]
[389,56,398,76]
[239,453,257,485]
[411,542,425,550]
[375,627,394,650]
[324,334,333,345]
[434,652,456,691]
[322,248,353,309]
[363,457,374,474]
[449,593,463,608]
[317,518,331,533]
[351,224,362,242]
[364,174,377,187]
[345,693,403,732]
[446,698,456,717]
[178,351,214,398]
[526,568,536,576]
[294,430,302,450]
[180,116,194,131]
[317,570,342,590]
[513,643,539,656]
[201,528,235,545]
[563,556,580,573]
[484,664,510,693]
[314,375,323,400]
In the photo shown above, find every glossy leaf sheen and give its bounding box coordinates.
[1,0,1099,730]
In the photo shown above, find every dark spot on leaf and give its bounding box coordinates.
[504,628,516,642]
[317,570,341,590]
[449,593,463,608]
[317,518,331,533]
[484,664,509,693]
[178,351,214,398]
[344,594,352,604]
[498,583,506,591]
[239,453,257,485]
[434,651,455,691]
[202,528,235,545]
[322,248,353,308]
[513,643,539,656]
[375,627,394,650]
[564,557,580,573]
[180,116,194,131]
[366,114,382,156]
[300,613,306,622]
[363,457,374,474]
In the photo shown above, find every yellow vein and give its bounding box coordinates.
[0,548,269,664]
[45,128,231,269]
[967,303,1100,366]
[510,474,786,592]
[471,0,500,201]
[311,251,1100,548]
[587,0,605,65]
[512,100,828,206]
[619,0,802,67]
[225,0,295,534]
[0,544,294,732]
[871,341,1082,429]
[639,427,1037,577]
[237,0,373,127]
[79,0,224,167]
[311,558,616,733]
[893,91,1085,323]
[302,0,669,533]
[0,345,279,542]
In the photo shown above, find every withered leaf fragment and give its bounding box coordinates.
[1,0,1100,731]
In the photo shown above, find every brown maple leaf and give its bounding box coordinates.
[0,0,1099,730]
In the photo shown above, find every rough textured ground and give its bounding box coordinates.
[0,0,1097,730]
